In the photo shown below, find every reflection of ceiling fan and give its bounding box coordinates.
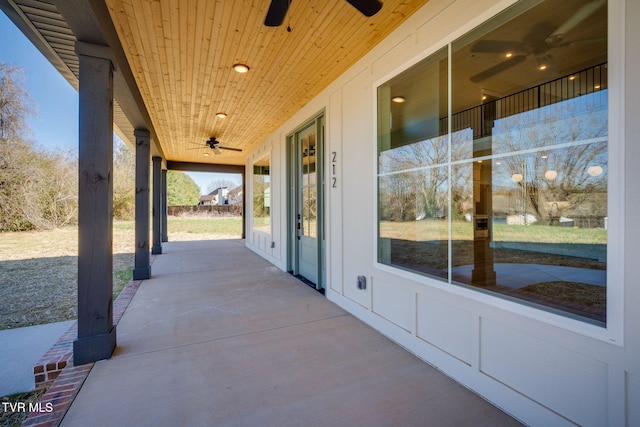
[469,0,605,83]
[264,0,382,27]
[189,137,243,155]
[302,146,316,157]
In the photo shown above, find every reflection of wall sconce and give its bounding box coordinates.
[544,170,558,180]
[588,165,603,176]
[512,173,523,183]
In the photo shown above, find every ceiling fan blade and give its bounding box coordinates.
[212,147,222,155]
[545,0,606,45]
[470,55,527,83]
[345,0,382,17]
[470,40,527,54]
[264,0,290,27]
[554,37,606,48]
[219,146,243,152]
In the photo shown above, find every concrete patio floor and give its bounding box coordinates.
[61,239,522,426]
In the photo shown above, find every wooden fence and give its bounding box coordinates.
[168,204,243,217]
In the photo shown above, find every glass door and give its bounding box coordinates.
[289,115,325,290]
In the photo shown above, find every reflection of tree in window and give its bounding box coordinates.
[253,155,270,232]
[377,0,608,324]
[301,133,317,238]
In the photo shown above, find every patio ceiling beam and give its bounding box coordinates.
[53,0,163,157]
[166,162,244,174]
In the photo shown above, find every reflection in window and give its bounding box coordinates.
[300,129,317,238]
[378,47,449,280]
[253,155,270,232]
[377,0,607,325]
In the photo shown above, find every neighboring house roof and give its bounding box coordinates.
[209,187,227,196]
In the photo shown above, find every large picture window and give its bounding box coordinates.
[377,0,607,325]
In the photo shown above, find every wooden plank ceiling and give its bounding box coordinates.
[105,0,430,165]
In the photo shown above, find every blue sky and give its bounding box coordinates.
[0,12,78,152]
[0,12,239,194]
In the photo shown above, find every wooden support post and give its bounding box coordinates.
[152,156,163,254]
[161,169,168,242]
[242,169,246,239]
[73,41,116,365]
[133,129,151,280]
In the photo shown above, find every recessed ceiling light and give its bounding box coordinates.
[203,152,209,157]
[216,112,228,118]
[569,75,576,80]
[391,96,405,103]
[505,52,513,58]
[538,64,547,71]
[233,63,250,73]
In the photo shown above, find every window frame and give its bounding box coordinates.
[372,0,624,345]
[252,153,271,234]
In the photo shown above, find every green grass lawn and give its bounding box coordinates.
[0,216,243,330]
[0,215,245,418]
[380,219,607,244]
[380,218,607,323]
[114,216,243,236]
[493,223,606,244]
[168,216,243,235]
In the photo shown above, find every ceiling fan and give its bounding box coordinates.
[264,0,382,27]
[469,0,605,83]
[189,137,243,155]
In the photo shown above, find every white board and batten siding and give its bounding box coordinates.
[246,0,640,425]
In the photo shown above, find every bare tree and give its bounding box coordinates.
[0,63,35,142]
[113,137,136,219]
[20,149,78,229]
[206,178,240,194]
[0,62,78,230]
[379,134,449,221]
[492,99,608,223]
[0,63,37,230]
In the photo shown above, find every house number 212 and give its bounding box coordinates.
[331,151,337,188]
